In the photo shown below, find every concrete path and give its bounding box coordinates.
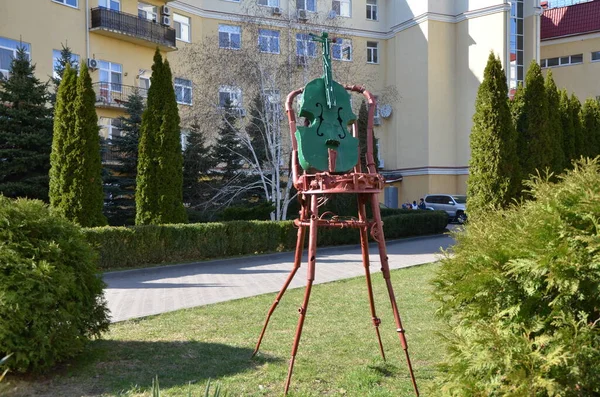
[103,233,454,322]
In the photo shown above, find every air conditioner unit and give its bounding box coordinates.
[87,58,98,70]
[373,116,382,126]
[297,9,308,20]
[296,55,308,67]
[161,15,171,26]
[272,6,282,15]
[236,108,247,117]
[0,71,8,80]
[161,5,171,15]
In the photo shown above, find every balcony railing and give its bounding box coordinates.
[90,7,176,49]
[92,82,147,108]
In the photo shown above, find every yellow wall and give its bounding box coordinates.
[394,174,467,205]
[541,36,600,101]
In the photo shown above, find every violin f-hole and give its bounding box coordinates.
[337,107,346,139]
[315,103,325,137]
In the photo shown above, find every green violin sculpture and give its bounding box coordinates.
[296,32,358,173]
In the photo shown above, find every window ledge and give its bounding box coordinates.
[176,38,191,43]
[52,0,79,9]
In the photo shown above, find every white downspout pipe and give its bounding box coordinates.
[85,0,90,61]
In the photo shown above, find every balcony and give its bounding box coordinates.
[92,82,147,109]
[90,7,176,51]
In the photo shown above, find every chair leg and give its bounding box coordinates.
[252,224,307,358]
[369,194,420,397]
[284,194,318,395]
[358,195,386,360]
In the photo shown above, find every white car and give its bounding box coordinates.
[424,194,467,224]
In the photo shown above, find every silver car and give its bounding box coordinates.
[424,194,467,224]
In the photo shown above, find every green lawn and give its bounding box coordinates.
[2,263,444,397]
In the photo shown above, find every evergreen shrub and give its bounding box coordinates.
[432,158,600,396]
[84,211,448,270]
[0,197,109,372]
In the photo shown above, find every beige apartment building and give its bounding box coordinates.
[1,0,596,207]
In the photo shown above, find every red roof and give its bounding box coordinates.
[541,1,600,40]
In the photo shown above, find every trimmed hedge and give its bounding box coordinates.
[85,210,448,270]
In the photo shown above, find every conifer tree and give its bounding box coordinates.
[0,47,53,200]
[50,43,78,105]
[50,65,77,209]
[517,61,551,179]
[570,94,584,159]
[212,100,244,180]
[559,89,575,168]
[136,49,187,225]
[581,98,600,158]
[544,71,564,174]
[104,90,144,224]
[357,100,379,171]
[52,64,106,226]
[183,122,215,207]
[245,93,268,166]
[509,83,525,132]
[467,52,520,214]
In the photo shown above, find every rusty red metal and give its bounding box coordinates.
[255,85,419,396]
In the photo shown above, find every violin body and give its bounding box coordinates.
[295,77,358,172]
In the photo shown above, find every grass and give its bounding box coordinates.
[2,263,444,397]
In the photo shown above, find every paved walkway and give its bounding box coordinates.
[103,233,454,322]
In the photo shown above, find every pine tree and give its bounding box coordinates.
[517,61,552,179]
[581,98,600,159]
[544,71,564,174]
[53,64,106,226]
[570,94,584,159]
[509,83,525,132]
[212,99,244,180]
[50,43,78,105]
[559,89,575,168]
[245,93,268,166]
[50,64,77,209]
[357,100,379,171]
[467,52,520,214]
[104,90,144,224]
[136,49,187,225]
[183,122,215,207]
[0,47,53,201]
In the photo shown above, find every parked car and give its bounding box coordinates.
[423,194,467,223]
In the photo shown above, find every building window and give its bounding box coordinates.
[174,13,191,42]
[258,29,280,54]
[332,38,352,61]
[219,86,242,108]
[332,0,351,17]
[52,49,80,79]
[138,76,150,97]
[296,33,316,57]
[509,0,524,89]
[296,0,316,11]
[53,0,78,7]
[540,54,583,68]
[258,0,279,6]
[99,117,122,141]
[98,60,122,101]
[219,25,241,49]
[265,89,281,122]
[592,51,600,62]
[366,0,377,20]
[0,37,31,79]
[98,0,120,11]
[138,2,158,21]
[174,78,192,105]
[366,41,378,64]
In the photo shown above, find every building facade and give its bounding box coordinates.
[3,0,595,207]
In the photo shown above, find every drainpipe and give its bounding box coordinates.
[535,0,542,62]
[85,0,90,61]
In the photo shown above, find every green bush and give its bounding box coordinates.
[85,211,448,270]
[432,158,600,396]
[219,201,275,221]
[0,197,109,372]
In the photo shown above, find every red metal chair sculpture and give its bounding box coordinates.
[251,32,419,396]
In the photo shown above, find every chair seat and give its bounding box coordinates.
[295,171,384,194]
